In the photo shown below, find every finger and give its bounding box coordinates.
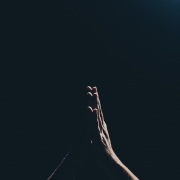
[94,108,103,134]
[92,87,101,111]
[92,86,97,93]
[93,93,103,128]
[86,86,92,93]
[92,87,99,110]
[92,109,101,141]
[87,106,93,120]
[92,87,104,122]
[92,92,98,109]
[87,92,93,107]
[87,106,93,112]
[92,87,110,143]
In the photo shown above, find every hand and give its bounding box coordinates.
[49,86,139,180]
[87,86,117,172]
[87,86,139,180]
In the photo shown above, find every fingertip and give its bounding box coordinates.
[87,106,93,112]
[92,86,97,92]
[86,86,92,91]
[93,92,98,98]
[93,108,98,114]
[87,92,93,96]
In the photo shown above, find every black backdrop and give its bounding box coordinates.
[1,0,180,179]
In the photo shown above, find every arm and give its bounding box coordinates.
[87,86,139,180]
[106,152,139,180]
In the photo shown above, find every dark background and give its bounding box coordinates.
[1,0,180,179]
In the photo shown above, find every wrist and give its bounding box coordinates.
[105,153,139,180]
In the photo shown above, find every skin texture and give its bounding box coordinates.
[48,86,139,180]
[86,86,139,180]
[86,86,116,171]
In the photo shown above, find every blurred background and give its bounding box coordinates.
[1,0,180,179]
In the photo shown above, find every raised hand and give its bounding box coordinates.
[49,86,139,180]
[87,86,139,180]
[87,86,116,172]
